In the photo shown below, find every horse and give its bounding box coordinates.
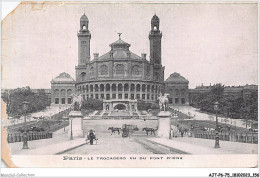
[142,127,156,136]
[108,127,121,135]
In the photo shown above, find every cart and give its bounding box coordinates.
[122,124,138,138]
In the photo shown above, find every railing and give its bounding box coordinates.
[7,132,53,143]
[193,131,258,144]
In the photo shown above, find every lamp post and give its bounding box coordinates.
[22,101,29,149]
[70,118,73,140]
[214,102,220,148]
[63,116,69,132]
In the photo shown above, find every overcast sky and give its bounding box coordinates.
[2,2,258,89]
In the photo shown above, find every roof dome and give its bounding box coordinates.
[53,72,75,82]
[165,72,189,84]
[80,13,88,21]
[152,14,159,22]
[96,38,142,60]
[109,39,131,49]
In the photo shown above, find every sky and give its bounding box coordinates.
[1,2,258,89]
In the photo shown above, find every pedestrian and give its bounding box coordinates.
[180,129,184,137]
[188,129,192,137]
[88,129,95,145]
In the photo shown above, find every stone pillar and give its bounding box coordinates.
[68,111,84,139]
[88,85,91,99]
[110,84,112,100]
[110,103,113,111]
[116,84,118,99]
[157,111,172,138]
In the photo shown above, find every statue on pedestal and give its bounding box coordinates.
[158,93,170,111]
[71,93,83,111]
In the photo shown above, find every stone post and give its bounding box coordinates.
[68,111,84,139]
[157,111,172,138]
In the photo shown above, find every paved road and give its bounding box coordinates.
[65,119,157,154]
[64,134,153,154]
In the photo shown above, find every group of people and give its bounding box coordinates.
[171,127,193,138]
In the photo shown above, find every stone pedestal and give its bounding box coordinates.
[157,111,172,138]
[68,111,84,139]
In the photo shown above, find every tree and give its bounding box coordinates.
[2,87,51,117]
[189,83,258,121]
[211,84,225,100]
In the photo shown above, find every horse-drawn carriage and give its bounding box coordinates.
[122,124,138,137]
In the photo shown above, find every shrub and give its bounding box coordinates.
[137,100,159,110]
[81,98,103,110]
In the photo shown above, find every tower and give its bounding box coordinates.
[149,14,164,83]
[149,14,162,66]
[77,13,91,66]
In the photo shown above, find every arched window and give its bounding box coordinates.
[153,26,157,30]
[130,84,135,91]
[82,25,86,30]
[155,85,158,93]
[86,85,89,92]
[118,84,123,91]
[99,65,108,76]
[124,83,129,91]
[136,84,141,92]
[115,64,125,75]
[147,85,150,92]
[112,84,116,91]
[90,85,93,92]
[80,72,86,81]
[54,89,59,96]
[181,89,185,95]
[142,84,146,92]
[95,84,99,92]
[106,84,110,91]
[100,84,104,92]
[132,65,140,76]
[151,85,154,93]
[67,89,72,96]
[60,89,66,96]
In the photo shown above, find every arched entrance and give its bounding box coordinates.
[114,103,127,110]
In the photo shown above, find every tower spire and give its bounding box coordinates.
[78,14,91,65]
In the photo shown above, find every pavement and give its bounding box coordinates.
[8,126,86,155]
[146,137,258,154]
